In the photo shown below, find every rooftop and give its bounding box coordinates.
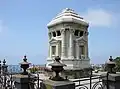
[47,8,89,27]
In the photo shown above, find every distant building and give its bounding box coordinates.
[46,8,90,71]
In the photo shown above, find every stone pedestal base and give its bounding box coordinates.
[46,58,90,70]
[61,68,91,79]
[13,74,34,89]
[102,73,120,89]
[40,79,75,89]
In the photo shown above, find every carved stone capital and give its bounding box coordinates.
[61,28,65,34]
[69,29,74,35]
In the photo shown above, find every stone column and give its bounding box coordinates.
[85,31,89,59]
[69,29,74,59]
[84,44,88,59]
[61,28,66,59]
[87,42,89,58]
[76,42,79,59]
[86,40,89,59]
[48,44,50,58]
[50,46,52,58]
[84,45,87,59]
[48,33,51,58]
[56,43,59,56]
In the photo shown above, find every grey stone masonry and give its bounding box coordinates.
[102,73,120,89]
[40,79,75,89]
[13,74,34,89]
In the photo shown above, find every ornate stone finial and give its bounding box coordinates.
[0,60,1,74]
[3,59,6,65]
[2,59,8,73]
[106,56,116,74]
[109,56,113,61]
[62,8,74,13]
[0,60,1,68]
[49,56,66,81]
[23,55,27,62]
[65,8,72,11]
[54,56,61,62]
[20,55,30,75]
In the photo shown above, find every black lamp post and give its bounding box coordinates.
[49,56,66,81]
[106,56,116,74]
[20,55,31,75]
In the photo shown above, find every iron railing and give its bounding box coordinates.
[0,59,110,89]
[28,71,109,89]
[71,72,109,89]
[0,72,16,89]
[28,73,44,89]
[0,59,19,89]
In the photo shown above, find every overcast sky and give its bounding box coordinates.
[0,0,120,65]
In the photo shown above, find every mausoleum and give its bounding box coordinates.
[46,8,90,77]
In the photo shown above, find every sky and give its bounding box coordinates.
[0,0,120,65]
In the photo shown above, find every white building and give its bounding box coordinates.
[46,8,90,70]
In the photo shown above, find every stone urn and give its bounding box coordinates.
[49,56,66,81]
[106,56,116,74]
[20,55,31,75]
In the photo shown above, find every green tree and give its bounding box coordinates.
[29,67,39,73]
[114,57,120,72]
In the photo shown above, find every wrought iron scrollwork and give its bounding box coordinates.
[79,85,89,89]
[92,82,103,89]
[0,59,16,89]
[28,73,41,89]
[73,73,108,89]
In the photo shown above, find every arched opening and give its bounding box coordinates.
[52,32,56,37]
[74,30,79,36]
[80,31,84,37]
[57,30,61,36]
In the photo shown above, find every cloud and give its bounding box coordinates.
[82,9,115,27]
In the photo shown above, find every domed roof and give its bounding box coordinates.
[47,8,89,27]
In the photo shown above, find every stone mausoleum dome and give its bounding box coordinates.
[47,8,89,28]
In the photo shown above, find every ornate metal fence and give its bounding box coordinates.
[27,71,109,89]
[0,59,16,89]
[28,73,44,89]
[72,72,109,89]
[0,57,110,89]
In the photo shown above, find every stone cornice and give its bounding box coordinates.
[49,38,61,44]
[61,28,65,34]
[76,37,87,45]
[76,36,87,41]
